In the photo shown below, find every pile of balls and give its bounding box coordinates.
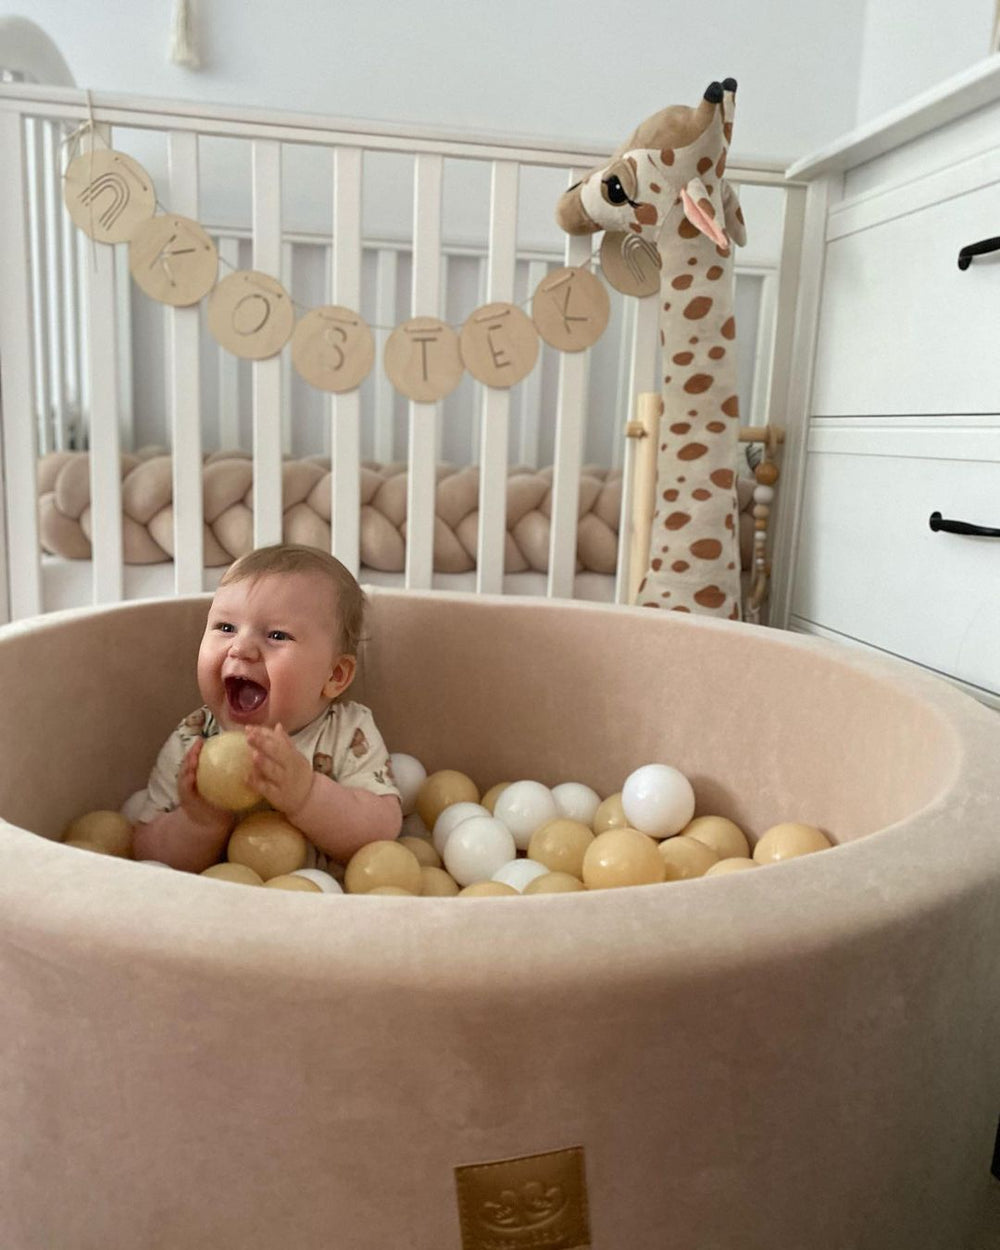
[59,732,834,898]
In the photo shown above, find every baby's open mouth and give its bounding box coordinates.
[225,676,268,714]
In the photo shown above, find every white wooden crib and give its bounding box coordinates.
[0,50,810,623]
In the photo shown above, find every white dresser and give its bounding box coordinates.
[782,59,1000,707]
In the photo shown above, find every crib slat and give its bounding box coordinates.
[518,259,548,468]
[61,181,82,450]
[614,293,660,604]
[216,235,241,450]
[42,121,67,455]
[281,240,295,458]
[329,146,363,575]
[167,130,204,594]
[25,120,52,456]
[476,160,519,595]
[251,140,284,548]
[0,113,41,620]
[373,247,398,464]
[405,153,443,591]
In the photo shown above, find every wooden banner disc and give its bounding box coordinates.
[384,316,464,402]
[459,302,539,388]
[531,266,610,352]
[207,270,295,360]
[63,149,156,244]
[600,231,661,297]
[129,214,218,307]
[291,305,375,392]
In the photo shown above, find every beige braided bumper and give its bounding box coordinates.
[37,451,631,574]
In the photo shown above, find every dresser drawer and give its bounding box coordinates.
[791,421,1000,697]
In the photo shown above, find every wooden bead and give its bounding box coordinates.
[752,504,770,519]
[754,461,780,485]
[754,519,768,531]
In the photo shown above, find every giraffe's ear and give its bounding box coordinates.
[680,177,729,249]
[721,181,747,248]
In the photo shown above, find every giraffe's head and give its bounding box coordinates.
[556,79,744,253]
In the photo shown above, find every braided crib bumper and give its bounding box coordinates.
[37,451,755,575]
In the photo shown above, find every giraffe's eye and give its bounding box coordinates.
[603,175,630,205]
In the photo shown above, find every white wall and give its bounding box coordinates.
[0,0,868,162]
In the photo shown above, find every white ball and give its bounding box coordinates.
[443,816,517,887]
[432,802,490,857]
[491,858,550,893]
[493,781,559,851]
[389,752,426,816]
[290,868,344,894]
[621,763,696,839]
[551,781,601,827]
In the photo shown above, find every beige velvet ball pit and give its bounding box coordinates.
[1,590,1000,1250]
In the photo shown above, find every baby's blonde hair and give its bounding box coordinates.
[219,543,367,655]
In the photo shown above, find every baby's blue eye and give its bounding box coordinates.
[215,622,235,633]
[268,630,291,641]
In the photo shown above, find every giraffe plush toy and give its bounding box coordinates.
[556,78,746,619]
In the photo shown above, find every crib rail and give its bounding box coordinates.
[0,81,803,621]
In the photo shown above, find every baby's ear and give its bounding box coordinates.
[323,654,356,699]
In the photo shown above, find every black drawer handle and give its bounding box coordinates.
[958,236,1000,270]
[929,511,1000,537]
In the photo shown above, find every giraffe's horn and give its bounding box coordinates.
[703,81,724,103]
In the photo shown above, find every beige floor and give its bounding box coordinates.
[971,1176,1000,1248]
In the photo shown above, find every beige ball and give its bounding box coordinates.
[582,828,667,890]
[264,874,323,892]
[457,881,519,898]
[197,731,259,811]
[705,857,759,876]
[63,838,116,856]
[345,839,422,895]
[62,810,133,858]
[227,810,309,881]
[367,886,415,896]
[415,770,480,831]
[201,862,264,886]
[753,822,833,864]
[522,871,587,895]
[419,866,460,897]
[682,815,750,861]
[481,782,511,814]
[592,792,627,834]
[658,835,719,881]
[527,818,593,879]
[398,835,442,869]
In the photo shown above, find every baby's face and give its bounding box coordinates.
[197,571,353,734]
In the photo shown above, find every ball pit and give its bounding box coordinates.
[2,590,1000,1249]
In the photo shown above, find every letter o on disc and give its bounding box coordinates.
[207,270,295,360]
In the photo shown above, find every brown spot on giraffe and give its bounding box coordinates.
[629,222,643,234]
[678,218,700,239]
[670,423,691,434]
[687,256,698,266]
[684,296,713,320]
[660,148,675,165]
[706,265,724,280]
[697,197,716,220]
[664,512,691,529]
[672,561,690,572]
[694,585,727,609]
[684,374,713,394]
[663,489,679,501]
[724,122,733,142]
[651,558,662,571]
[707,421,726,433]
[678,443,708,461]
[691,538,723,560]
[672,605,692,613]
[650,181,661,193]
[697,156,713,175]
[716,151,727,178]
[708,346,725,360]
[692,488,711,500]
[672,274,693,290]
[721,317,736,340]
[710,469,734,488]
[673,351,694,365]
[635,202,658,226]
[721,395,740,416]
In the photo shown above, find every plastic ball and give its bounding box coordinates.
[592,792,628,834]
[582,828,667,890]
[442,815,517,886]
[491,858,550,893]
[457,881,518,898]
[415,769,479,831]
[200,862,263,886]
[419,866,460,897]
[196,731,260,811]
[492,780,559,851]
[527,818,594,879]
[682,815,750,860]
[388,752,426,816]
[290,868,344,894]
[345,840,422,894]
[522,872,587,895]
[551,782,601,827]
[366,886,414,896]
[227,811,309,880]
[753,822,832,864]
[658,835,719,881]
[398,835,442,869]
[705,857,759,876]
[264,874,323,892]
[481,782,511,814]
[432,802,490,857]
[621,764,696,838]
[62,810,133,858]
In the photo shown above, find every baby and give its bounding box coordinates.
[131,543,402,872]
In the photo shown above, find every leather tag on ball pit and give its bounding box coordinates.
[454,1146,590,1249]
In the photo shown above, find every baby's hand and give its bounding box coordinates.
[178,739,234,831]
[244,724,314,820]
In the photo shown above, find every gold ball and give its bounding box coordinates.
[264,874,323,892]
[592,792,628,834]
[522,871,587,895]
[704,857,759,876]
[415,770,480,831]
[754,461,780,486]
[457,881,519,898]
[481,782,511,814]
[682,815,750,860]
[200,862,264,886]
[658,835,719,880]
[419,866,460,896]
[197,731,259,811]
[398,835,442,869]
[528,818,593,879]
[345,839,423,895]
[227,810,309,881]
[62,810,133,858]
[63,838,116,856]
[582,828,667,890]
[366,885,415,896]
[753,822,832,864]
